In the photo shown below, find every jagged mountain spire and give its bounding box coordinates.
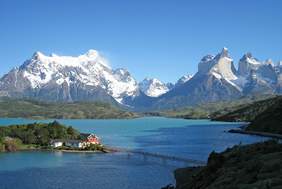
[220,47,229,58]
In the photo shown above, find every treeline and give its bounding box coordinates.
[0,121,80,146]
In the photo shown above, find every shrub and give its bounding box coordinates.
[4,138,23,152]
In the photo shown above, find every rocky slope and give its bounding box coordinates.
[174,74,193,87]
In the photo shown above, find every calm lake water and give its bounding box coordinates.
[0,117,269,189]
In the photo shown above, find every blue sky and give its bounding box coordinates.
[0,0,282,83]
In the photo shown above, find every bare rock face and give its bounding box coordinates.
[152,48,242,109]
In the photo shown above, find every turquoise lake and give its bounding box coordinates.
[0,117,269,189]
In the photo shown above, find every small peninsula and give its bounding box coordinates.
[0,121,105,152]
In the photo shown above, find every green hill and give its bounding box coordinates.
[161,95,275,120]
[0,121,81,151]
[212,95,282,135]
[0,97,137,119]
[246,97,282,134]
[213,96,282,122]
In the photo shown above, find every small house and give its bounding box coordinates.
[65,140,84,148]
[50,133,101,149]
[86,134,100,145]
[50,139,64,148]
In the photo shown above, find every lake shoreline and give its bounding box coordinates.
[165,140,282,189]
[1,146,113,153]
[228,129,282,139]
[0,117,270,189]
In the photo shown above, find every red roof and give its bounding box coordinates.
[85,134,100,144]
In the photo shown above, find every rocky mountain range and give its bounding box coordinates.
[1,48,281,110]
[0,50,139,104]
[174,74,193,87]
[148,48,281,109]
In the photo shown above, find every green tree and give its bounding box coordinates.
[36,128,50,145]
[4,138,23,152]
[67,126,80,139]
[23,131,37,144]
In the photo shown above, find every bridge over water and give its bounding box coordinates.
[105,146,206,166]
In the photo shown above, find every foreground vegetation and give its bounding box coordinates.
[0,121,81,152]
[163,140,282,189]
[0,97,137,119]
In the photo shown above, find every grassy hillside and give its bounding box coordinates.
[161,95,275,119]
[0,98,137,119]
[213,96,282,122]
[164,140,282,189]
[245,97,282,134]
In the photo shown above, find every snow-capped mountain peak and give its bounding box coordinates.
[3,50,139,103]
[85,49,99,57]
[238,53,261,77]
[1,47,281,109]
[139,78,169,97]
[244,53,260,64]
[175,74,193,87]
[198,47,237,81]
[220,47,230,58]
[213,51,237,80]
[28,50,110,69]
[32,51,45,59]
[264,59,274,66]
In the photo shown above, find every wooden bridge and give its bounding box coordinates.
[105,146,206,166]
